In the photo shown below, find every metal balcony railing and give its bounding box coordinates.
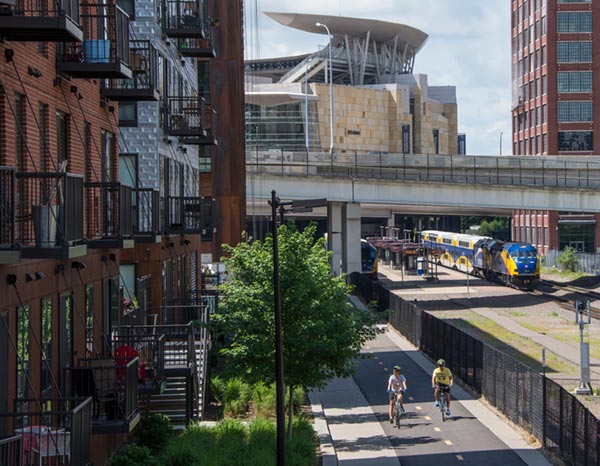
[133,188,161,240]
[102,40,160,101]
[0,167,15,248]
[58,3,131,79]
[0,0,83,42]
[198,107,217,145]
[177,17,215,57]
[71,357,139,434]
[15,172,84,252]
[84,181,133,247]
[0,397,92,466]
[164,95,206,141]
[161,0,205,38]
[163,195,202,234]
[112,334,166,394]
[0,435,22,466]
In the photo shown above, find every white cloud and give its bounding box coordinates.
[244,0,512,155]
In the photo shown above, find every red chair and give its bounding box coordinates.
[113,345,139,382]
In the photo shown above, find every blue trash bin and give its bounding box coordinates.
[84,39,110,63]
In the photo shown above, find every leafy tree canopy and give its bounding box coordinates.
[213,224,379,391]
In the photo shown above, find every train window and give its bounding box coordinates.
[458,241,470,248]
[443,238,452,244]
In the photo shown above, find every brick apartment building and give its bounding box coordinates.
[0,1,244,465]
[511,0,600,253]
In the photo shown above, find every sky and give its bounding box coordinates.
[243,0,512,155]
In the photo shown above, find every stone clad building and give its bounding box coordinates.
[245,12,460,156]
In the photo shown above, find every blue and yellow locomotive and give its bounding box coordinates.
[421,230,539,289]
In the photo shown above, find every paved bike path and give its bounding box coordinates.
[311,324,551,466]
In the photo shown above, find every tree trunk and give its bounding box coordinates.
[287,384,294,439]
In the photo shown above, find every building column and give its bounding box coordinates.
[328,202,344,276]
[342,203,362,275]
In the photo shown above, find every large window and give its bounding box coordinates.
[557,41,592,62]
[56,111,69,167]
[85,285,94,354]
[557,101,592,122]
[558,71,592,93]
[101,130,114,182]
[558,223,595,252]
[16,305,30,399]
[41,298,52,394]
[557,12,592,32]
[558,0,592,3]
[558,131,593,151]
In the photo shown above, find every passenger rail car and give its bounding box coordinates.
[361,239,378,279]
[421,230,540,289]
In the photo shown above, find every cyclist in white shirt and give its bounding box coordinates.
[387,365,408,423]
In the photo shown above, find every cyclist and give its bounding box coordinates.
[431,358,453,417]
[387,365,407,423]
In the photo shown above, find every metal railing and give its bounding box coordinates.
[15,172,84,246]
[247,151,600,190]
[164,95,206,136]
[59,3,130,66]
[2,0,80,20]
[103,40,159,96]
[163,195,203,233]
[0,167,15,247]
[0,435,22,466]
[84,181,133,241]
[0,397,92,466]
[161,0,205,37]
[71,358,138,427]
[133,188,160,238]
[112,334,166,391]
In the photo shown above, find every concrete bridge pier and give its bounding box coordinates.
[328,201,362,276]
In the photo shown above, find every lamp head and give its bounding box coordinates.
[315,22,322,27]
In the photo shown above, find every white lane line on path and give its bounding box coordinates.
[424,416,431,420]
[445,440,453,446]
[415,406,422,410]
[433,427,441,432]
[457,454,464,461]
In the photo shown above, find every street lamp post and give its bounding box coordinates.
[499,131,503,155]
[305,58,312,152]
[316,22,334,156]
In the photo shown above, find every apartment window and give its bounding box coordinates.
[542,104,547,124]
[542,16,546,35]
[56,111,69,166]
[15,93,26,171]
[557,71,592,93]
[557,101,592,122]
[558,0,592,2]
[119,153,138,188]
[542,75,547,94]
[537,135,541,153]
[16,305,30,399]
[119,0,135,19]
[558,131,593,151]
[41,298,52,394]
[557,12,592,33]
[557,41,592,62]
[39,103,49,171]
[199,146,212,173]
[118,102,137,127]
[198,60,211,105]
[537,106,541,125]
[543,134,548,152]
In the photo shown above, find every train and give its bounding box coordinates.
[421,230,540,289]
[361,239,378,279]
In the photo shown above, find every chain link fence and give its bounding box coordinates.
[349,272,600,466]
[543,250,600,276]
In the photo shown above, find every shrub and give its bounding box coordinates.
[212,377,252,417]
[135,413,173,453]
[252,383,306,418]
[109,444,159,466]
[557,246,579,272]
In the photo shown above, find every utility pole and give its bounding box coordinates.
[574,300,592,395]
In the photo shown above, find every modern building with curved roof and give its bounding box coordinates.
[245,11,461,156]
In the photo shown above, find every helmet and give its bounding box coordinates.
[393,365,402,372]
[437,359,446,366]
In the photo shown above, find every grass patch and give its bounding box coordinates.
[508,311,527,317]
[445,312,576,375]
[541,267,587,281]
[160,417,316,466]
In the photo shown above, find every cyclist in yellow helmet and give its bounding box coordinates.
[431,358,453,416]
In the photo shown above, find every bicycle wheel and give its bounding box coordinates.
[440,400,446,422]
[395,403,401,429]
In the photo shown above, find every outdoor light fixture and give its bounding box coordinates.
[316,22,334,155]
[34,272,45,280]
[25,272,36,282]
[71,261,87,270]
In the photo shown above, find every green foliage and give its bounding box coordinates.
[214,224,380,394]
[211,376,252,417]
[161,418,315,466]
[478,218,509,240]
[109,444,159,466]
[135,413,173,454]
[251,382,305,418]
[557,246,579,272]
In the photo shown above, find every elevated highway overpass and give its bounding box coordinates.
[246,151,600,274]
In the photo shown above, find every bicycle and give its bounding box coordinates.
[435,384,450,422]
[388,389,406,428]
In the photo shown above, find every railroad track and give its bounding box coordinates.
[532,279,600,320]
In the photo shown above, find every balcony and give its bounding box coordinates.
[161,0,205,38]
[84,181,134,249]
[101,40,160,101]
[0,167,20,264]
[162,195,201,235]
[0,397,93,466]
[58,3,131,79]
[15,172,87,260]
[197,107,217,145]
[71,358,140,434]
[200,196,215,241]
[112,333,167,395]
[0,0,83,42]
[133,188,161,243]
[164,96,207,143]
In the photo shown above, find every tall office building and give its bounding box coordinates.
[511,0,600,253]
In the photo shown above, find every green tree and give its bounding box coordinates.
[213,224,379,435]
[557,246,579,272]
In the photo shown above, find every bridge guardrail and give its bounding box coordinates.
[246,151,600,190]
